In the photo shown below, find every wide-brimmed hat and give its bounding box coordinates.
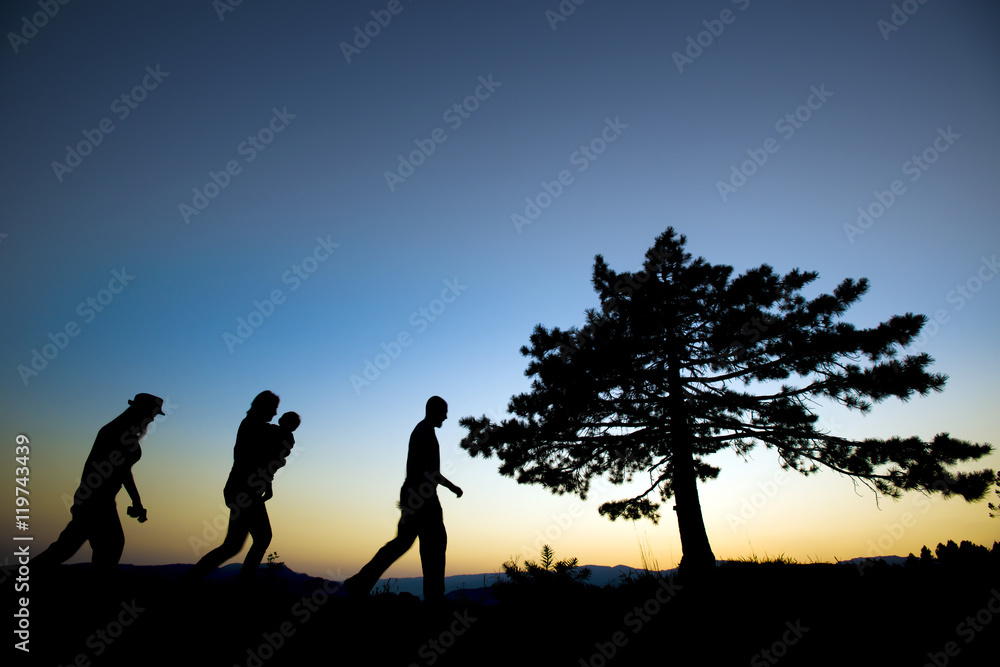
[129,393,166,416]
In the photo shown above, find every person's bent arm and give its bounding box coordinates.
[123,469,147,521]
[435,473,463,498]
[123,469,142,508]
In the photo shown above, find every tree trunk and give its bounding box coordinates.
[673,440,716,577]
[667,339,716,577]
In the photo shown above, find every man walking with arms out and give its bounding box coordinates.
[346,396,462,603]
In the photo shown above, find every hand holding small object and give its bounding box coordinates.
[127,505,148,523]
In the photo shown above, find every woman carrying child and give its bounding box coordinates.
[183,390,298,586]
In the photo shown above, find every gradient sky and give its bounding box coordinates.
[2,0,998,581]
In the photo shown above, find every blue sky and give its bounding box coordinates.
[2,0,998,579]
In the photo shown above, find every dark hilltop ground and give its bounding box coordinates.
[12,541,1000,667]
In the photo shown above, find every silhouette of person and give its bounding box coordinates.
[184,391,294,586]
[33,393,166,574]
[345,396,462,602]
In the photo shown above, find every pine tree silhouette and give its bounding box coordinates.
[460,227,995,575]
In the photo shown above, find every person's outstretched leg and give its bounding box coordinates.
[32,513,90,570]
[183,507,250,582]
[345,512,418,596]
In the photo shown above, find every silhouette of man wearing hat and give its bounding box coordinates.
[346,396,462,602]
[34,393,166,574]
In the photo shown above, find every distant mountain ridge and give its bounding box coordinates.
[51,554,912,600]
